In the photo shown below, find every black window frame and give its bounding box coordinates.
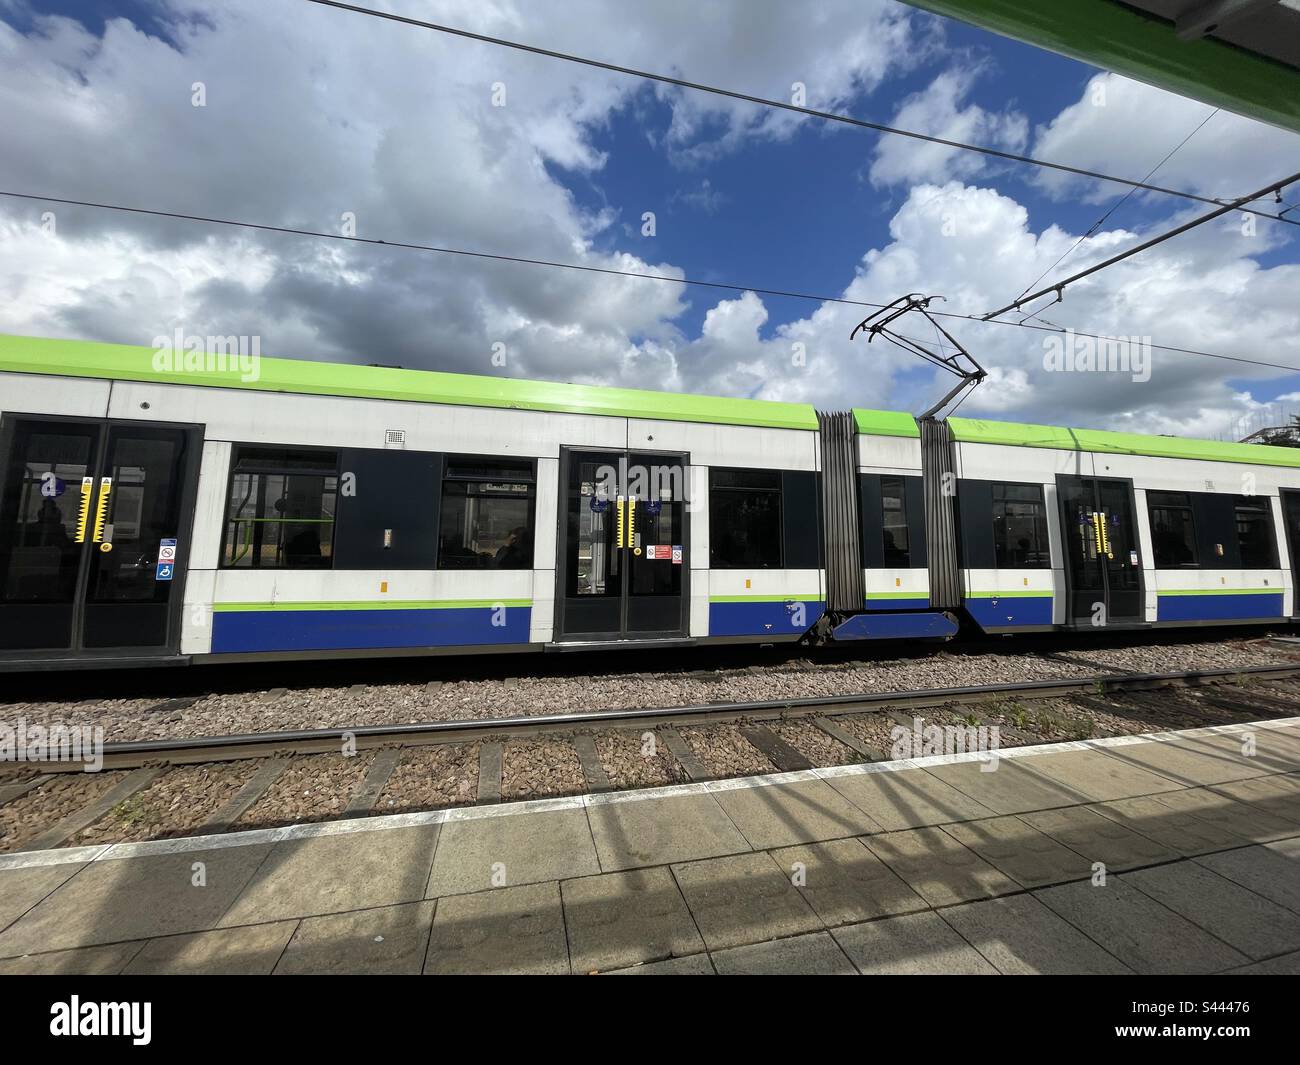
[436,454,537,571]
[880,475,911,568]
[709,467,784,569]
[1234,494,1279,569]
[1147,490,1199,567]
[220,444,340,570]
[991,481,1051,569]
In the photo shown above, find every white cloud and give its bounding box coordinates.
[0,1,1298,442]
[663,182,1300,438]
[1031,73,1300,204]
[869,66,1028,186]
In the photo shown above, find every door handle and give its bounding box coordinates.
[91,476,113,543]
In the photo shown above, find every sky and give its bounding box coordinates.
[2,0,1300,439]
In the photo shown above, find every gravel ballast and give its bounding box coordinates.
[681,724,775,777]
[232,752,373,830]
[0,770,130,853]
[1,637,1292,746]
[376,744,478,812]
[76,761,257,845]
[595,730,689,789]
[501,740,585,800]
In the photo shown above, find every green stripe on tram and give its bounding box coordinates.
[709,594,823,603]
[212,599,533,612]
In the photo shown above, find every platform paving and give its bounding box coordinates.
[0,718,1298,974]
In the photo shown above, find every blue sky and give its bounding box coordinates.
[2,0,1299,436]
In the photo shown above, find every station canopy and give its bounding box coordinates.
[904,1,1300,134]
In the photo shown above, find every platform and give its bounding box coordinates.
[1,718,1299,974]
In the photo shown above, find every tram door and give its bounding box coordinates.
[1056,475,1144,626]
[555,448,688,642]
[0,416,202,657]
[1280,490,1300,618]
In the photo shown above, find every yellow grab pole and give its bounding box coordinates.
[91,476,113,542]
[74,476,93,543]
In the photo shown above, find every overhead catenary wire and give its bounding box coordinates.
[983,168,1300,322]
[300,0,1300,230]
[3,187,1297,374]
[1011,107,1222,305]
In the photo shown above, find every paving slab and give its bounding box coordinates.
[1209,774,1300,826]
[562,866,705,973]
[832,911,998,975]
[426,808,599,897]
[1266,835,1300,858]
[0,941,143,975]
[862,826,1020,907]
[607,953,714,975]
[1091,794,1245,857]
[710,779,882,849]
[1195,844,1300,914]
[1172,729,1299,776]
[219,825,438,926]
[1228,951,1300,975]
[1123,861,1300,961]
[770,838,927,926]
[274,901,435,975]
[124,920,298,975]
[671,851,821,952]
[1156,785,1298,843]
[1018,806,1178,871]
[0,861,88,934]
[822,765,995,831]
[940,893,1130,974]
[586,793,750,872]
[424,881,568,975]
[922,758,1090,815]
[1034,876,1249,973]
[1009,749,1183,803]
[1248,723,1300,757]
[0,844,273,956]
[711,931,857,975]
[1096,737,1269,787]
[941,815,1094,888]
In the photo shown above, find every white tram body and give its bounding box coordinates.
[1,333,1297,669]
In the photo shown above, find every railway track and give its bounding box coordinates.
[3,662,1299,855]
[73,660,1300,767]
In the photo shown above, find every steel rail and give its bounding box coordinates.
[85,661,1300,769]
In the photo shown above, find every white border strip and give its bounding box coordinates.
[1,716,1296,871]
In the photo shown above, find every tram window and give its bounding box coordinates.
[222,447,338,568]
[1234,496,1277,568]
[710,468,782,568]
[880,477,910,567]
[992,483,1050,568]
[1148,491,1198,566]
[438,457,536,570]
